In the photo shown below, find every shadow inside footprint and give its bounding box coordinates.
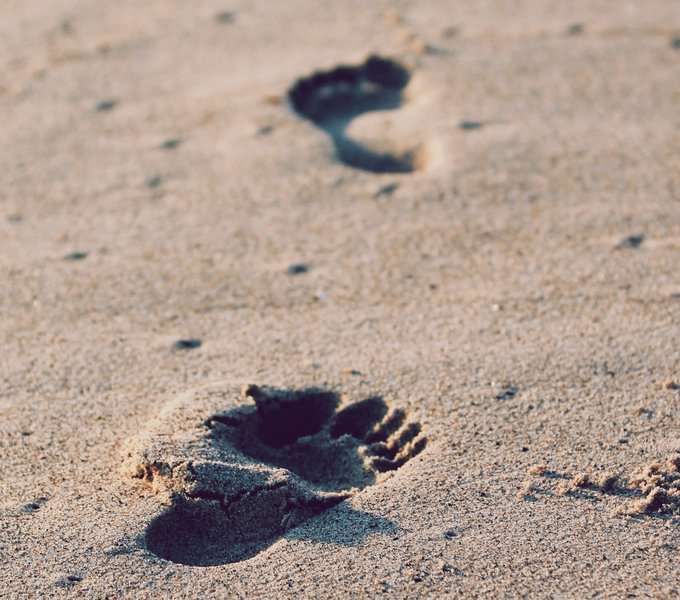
[141,384,427,566]
[210,385,426,490]
[288,55,422,173]
[145,495,396,567]
[145,496,275,566]
[250,386,338,447]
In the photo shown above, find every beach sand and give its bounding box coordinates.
[3,1,680,597]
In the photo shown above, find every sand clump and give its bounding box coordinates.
[523,456,680,517]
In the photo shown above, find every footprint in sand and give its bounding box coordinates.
[288,55,427,173]
[123,382,427,566]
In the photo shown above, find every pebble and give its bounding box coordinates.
[63,251,88,261]
[146,175,163,189]
[375,182,399,198]
[495,385,518,401]
[215,11,235,24]
[287,263,309,275]
[173,339,202,350]
[161,138,182,150]
[459,120,483,130]
[616,234,645,249]
[95,99,117,112]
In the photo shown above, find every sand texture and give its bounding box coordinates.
[3,1,680,598]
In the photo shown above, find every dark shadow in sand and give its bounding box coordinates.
[208,386,425,490]
[144,497,396,567]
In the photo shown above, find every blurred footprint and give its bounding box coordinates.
[288,55,428,173]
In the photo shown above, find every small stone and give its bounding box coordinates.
[63,251,88,261]
[616,234,645,249]
[671,36,680,50]
[161,138,182,150]
[459,120,483,130]
[443,528,457,540]
[287,263,309,275]
[256,125,274,136]
[173,339,202,350]
[662,379,679,390]
[146,175,163,189]
[95,99,117,112]
[6,213,23,223]
[374,182,399,198]
[495,385,518,401]
[215,11,235,24]
[567,23,585,35]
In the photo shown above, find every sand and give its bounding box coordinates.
[3,0,680,598]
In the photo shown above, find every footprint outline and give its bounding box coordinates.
[125,381,427,566]
[288,55,424,173]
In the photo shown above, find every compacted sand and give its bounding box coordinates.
[3,1,680,598]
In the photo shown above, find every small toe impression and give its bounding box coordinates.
[331,396,388,439]
[371,437,427,473]
[365,409,406,444]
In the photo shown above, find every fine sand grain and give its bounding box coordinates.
[3,1,680,598]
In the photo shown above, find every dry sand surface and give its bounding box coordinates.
[3,1,680,598]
